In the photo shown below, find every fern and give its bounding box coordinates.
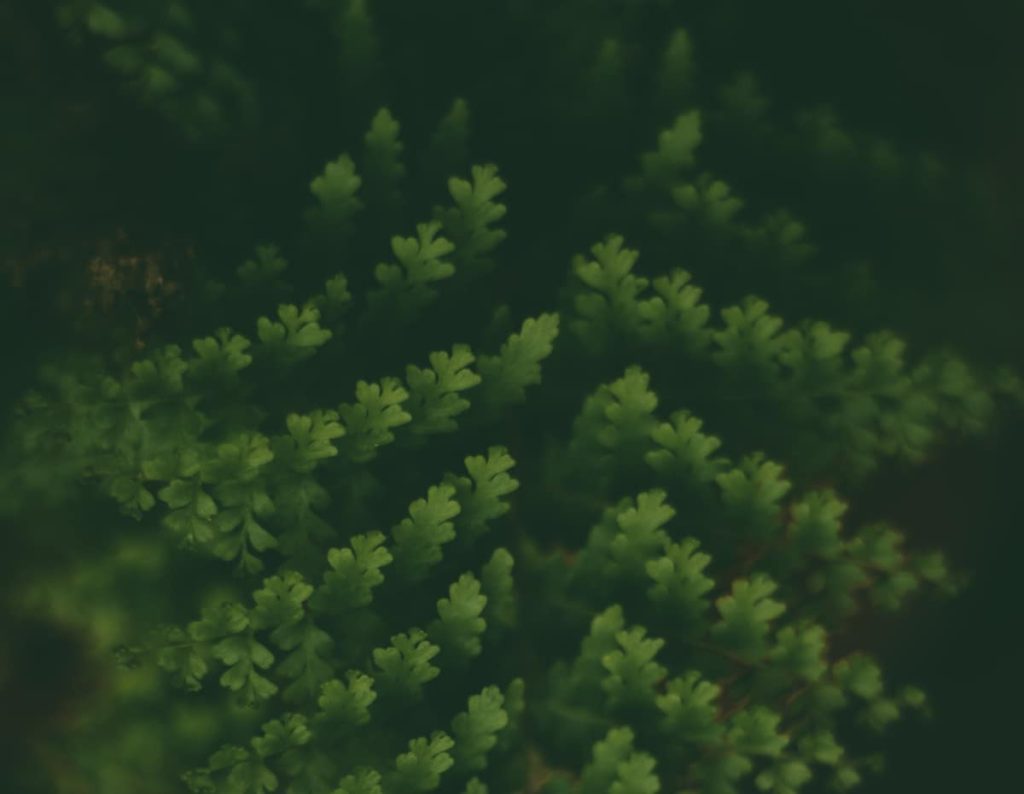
[5,5,1020,794]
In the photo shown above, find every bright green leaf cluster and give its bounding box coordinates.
[434,164,508,275]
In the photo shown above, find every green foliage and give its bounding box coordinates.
[313,273,354,330]
[368,221,456,321]
[657,670,724,744]
[362,107,406,215]
[425,97,472,187]
[9,6,1022,794]
[404,345,482,436]
[579,727,660,794]
[715,452,792,542]
[238,244,289,290]
[257,304,333,366]
[335,767,383,794]
[189,328,255,390]
[645,410,726,484]
[428,572,488,662]
[318,670,377,729]
[788,489,847,560]
[479,548,518,630]
[572,490,676,589]
[390,483,460,582]
[645,538,715,624]
[600,624,667,710]
[372,629,441,700]
[276,619,335,706]
[656,28,696,112]
[434,164,508,275]
[568,366,660,473]
[711,574,787,662]
[337,377,413,463]
[754,758,812,794]
[444,446,520,543]
[639,111,702,190]
[58,0,257,138]
[249,573,335,704]
[318,531,393,613]
[307,153,365,235]
[391,731,455,793]
[451,686,509,774]
[768,622,829,683]
[205,606,280,706]
[274,411,346,474]
[476,313,560,412]
[569,235,650,353]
